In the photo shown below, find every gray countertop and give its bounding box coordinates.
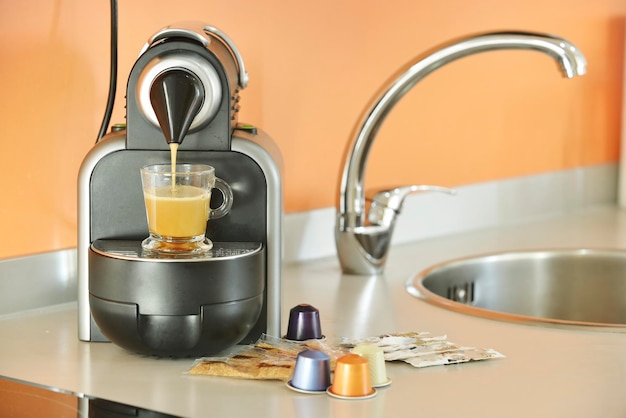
[1,205,625,417]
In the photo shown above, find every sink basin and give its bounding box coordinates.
[406,249,626,332]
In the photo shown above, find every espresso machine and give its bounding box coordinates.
[77,22,282,357]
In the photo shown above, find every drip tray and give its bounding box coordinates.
[91,240,262,261]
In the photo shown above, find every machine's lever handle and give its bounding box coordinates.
[366,185,456,226]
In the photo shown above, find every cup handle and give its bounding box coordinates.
[210,177,233,219]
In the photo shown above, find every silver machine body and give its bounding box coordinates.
[77,22,282,357]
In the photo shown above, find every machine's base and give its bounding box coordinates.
[88,240,266,357]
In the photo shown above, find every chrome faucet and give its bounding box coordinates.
[335,31,587,276]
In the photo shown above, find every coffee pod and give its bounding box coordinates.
[287,349,331,394]
[327,354,376,400]
[351,343,391,388]
[285,304,323,341]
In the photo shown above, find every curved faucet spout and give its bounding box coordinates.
[336,31,587,276]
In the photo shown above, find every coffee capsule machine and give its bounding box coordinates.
[77,22,282,357]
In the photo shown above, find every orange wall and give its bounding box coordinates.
[0,0,624,259]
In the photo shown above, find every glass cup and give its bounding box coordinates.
[140,163,233,254]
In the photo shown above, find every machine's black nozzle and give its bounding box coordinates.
[150,69,204,144]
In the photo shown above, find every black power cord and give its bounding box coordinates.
[96,0,118,143]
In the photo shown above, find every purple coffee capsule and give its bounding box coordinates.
[285,304,323,341]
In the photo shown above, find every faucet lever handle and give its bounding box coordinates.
[367,185,456,227]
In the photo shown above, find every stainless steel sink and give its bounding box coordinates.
[406,249,626,332]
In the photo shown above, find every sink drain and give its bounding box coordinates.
[447,282,474,304]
